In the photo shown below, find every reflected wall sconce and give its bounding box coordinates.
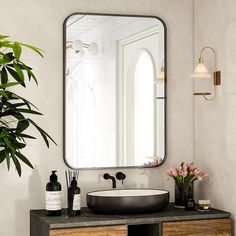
[154,60,166,100]
[66,40,99,54]
[154,60,165,84]
[191,46,221,101]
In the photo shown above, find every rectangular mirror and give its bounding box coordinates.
[63,13,166,169]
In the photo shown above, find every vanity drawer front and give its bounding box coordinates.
[162,219,232,236]
[50,225,127,236]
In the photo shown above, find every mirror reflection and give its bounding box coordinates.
[64,14,166,169]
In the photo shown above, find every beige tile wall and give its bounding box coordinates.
[194,0,236,234]
[0,0,193,235]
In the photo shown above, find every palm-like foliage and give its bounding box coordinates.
[0,35,56,176]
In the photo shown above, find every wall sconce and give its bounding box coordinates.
[66,40,99,76]
[154,60,165,100]
[191,46,221,101]
[154,60,165,84]
[66,40,99,54]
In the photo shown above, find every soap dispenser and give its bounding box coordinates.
[46,171,62,216]
[68,177,81,216]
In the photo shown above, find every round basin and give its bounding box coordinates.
[86,189,169,214]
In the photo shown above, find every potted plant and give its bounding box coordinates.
[0,35,56,176]
[166,162,208,208]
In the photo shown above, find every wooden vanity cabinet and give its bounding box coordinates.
[50,225,127,236]
[48,219,232,236]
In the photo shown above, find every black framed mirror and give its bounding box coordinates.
[63,13,167,169]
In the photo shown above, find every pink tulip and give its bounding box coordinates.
[193,168,201,176]
[187,162,194,171]
[198,172,209,181]
[183,170,188,177]
[166,162,208,184]
[182,162,188,172]
[176,166,182,173]
[179,170,187,177]
[166,169,173,177]
[171,167,178,177]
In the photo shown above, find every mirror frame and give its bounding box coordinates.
[63,12,167,169]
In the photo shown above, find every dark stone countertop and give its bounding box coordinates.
[30,203,231,230]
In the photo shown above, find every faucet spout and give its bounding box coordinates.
[103,173,116,188]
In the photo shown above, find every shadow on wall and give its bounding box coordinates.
[14,167,44,235]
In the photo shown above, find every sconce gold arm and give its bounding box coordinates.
[199,46,216,70]
[66,41,89,49]
[197,46,221,101]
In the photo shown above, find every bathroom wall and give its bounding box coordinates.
[0,0,193,235]
[194,0,236,233]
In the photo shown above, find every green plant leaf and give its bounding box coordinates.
[19,43,44,57]
[0,52,15,63]
[11,113,25,120]
[15,151,33,169]
[7,102,28,108]
[0,35,9,40]
[13,42,22,60]
[16,109,42,115]
[5,52,15,60]
[0,130,8,139]
[5,149,10,170]
[0,149,5,163]
[0,90,9,99]
[12,154,21,176]
[39,129,49,147]
[5,91,38,110]
[0,82,19,89]
[13,141,26,149]
[0,52,14,65]
[0,41,13,50]
[19,63,38,85]
[28,119,57,147]
[6,66,25,86]
[3,136,11,148]
[13,62,25,82]
[17,133,36,139]
[1,110,18,118]
[16,119,29,133]
[0,67,8,84]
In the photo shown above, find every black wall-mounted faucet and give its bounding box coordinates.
[103,173,116,188]
[116,171,126,184]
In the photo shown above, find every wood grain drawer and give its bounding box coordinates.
[50,225,127,236]
[162,219,232,236]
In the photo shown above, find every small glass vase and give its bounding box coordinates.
[175,183,194,208]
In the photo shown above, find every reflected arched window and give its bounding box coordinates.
[132,50,156,165]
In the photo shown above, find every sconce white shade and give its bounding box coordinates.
[191,62,211,79]
[72,40,84,51]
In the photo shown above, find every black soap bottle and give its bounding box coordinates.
[68,177,81,216]
[46,171,62,216]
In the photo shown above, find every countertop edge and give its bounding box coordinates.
[48,213,231,229]
[30,205,231,230]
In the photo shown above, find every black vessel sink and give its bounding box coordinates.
[86,189,169,214]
